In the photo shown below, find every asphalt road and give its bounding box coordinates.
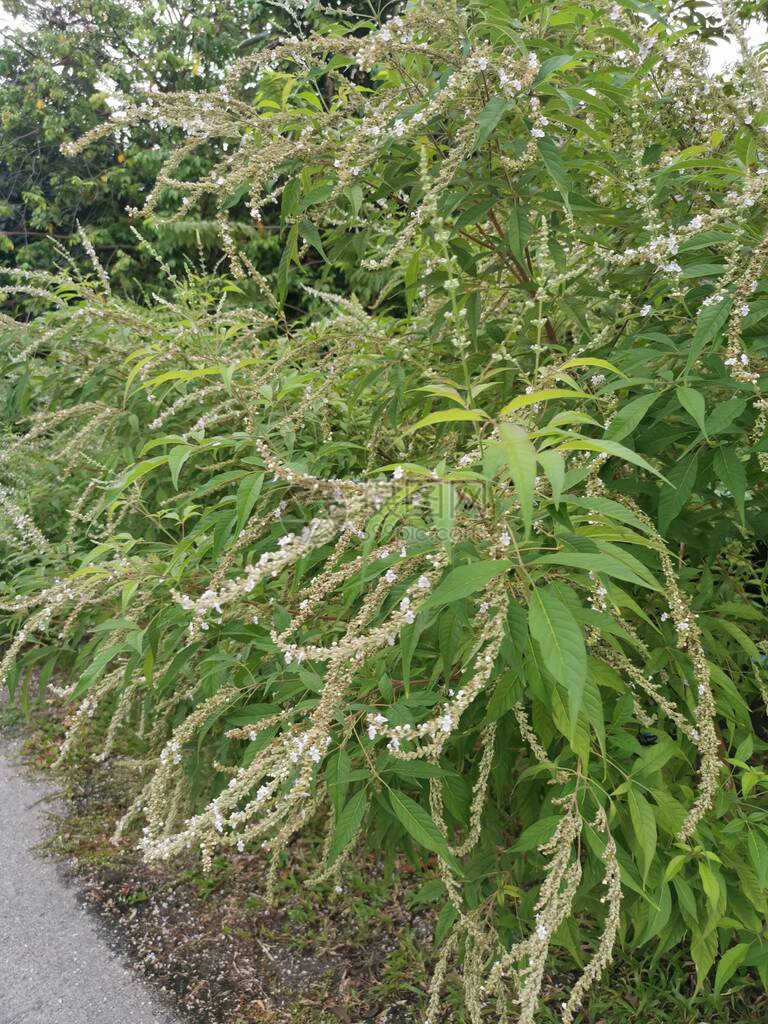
[0,736,183,1024]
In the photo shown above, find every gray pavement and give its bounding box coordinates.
[0,736,184,1024]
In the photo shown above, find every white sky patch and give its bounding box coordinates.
[707,16,768,74]
[0,3,29,35]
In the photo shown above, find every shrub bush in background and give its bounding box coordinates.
[1,0,768,1019]
[0,0,375,310]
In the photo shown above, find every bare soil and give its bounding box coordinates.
[11,709,439,1024]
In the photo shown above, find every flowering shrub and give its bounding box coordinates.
[2,0,768,1018]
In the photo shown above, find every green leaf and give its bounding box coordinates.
[438,608,463,679]
[388,789,462,874]
[328,789,366,864]
[416,384,466,406]
[511,815,560,851]
[226,703,280,728]
[658,454,699,533]
[713,446,747,525]
[706,397,746,437]
[121,580,139,612]
[441,774,471,825]
[422,561,512,612]
[632,737,680,777]
[538,135,571,205]
[663,854,688,883]
[407,409,489,434]
[560,357,627,378]
[640,879,672,944]
[384,761,455,780]
[556,435,667,481]
[528,585,586,738]
[499,388,589,416]
[114,455,167,492]
[72,642,129,699]
[582,674,605,758]
[714,943,750,995]
[507,204,531,263]
[747,829,768,886]
[537,450,565,505]
[327,748,351,816]
[475,95,509,146]
[298,182,333,211]
[565,496,655,535]
[627,787,657,884]
[698,860,720,912]
[299,219,328,262]
[168,445,193,489]
[499,422,537,538]
[604,392,659,442]
[277,223,299,307]
[434,901,458,946]
[347,184,363,216]
[684,296,732,376]
[709,617,761,659]
[676,386,708,438]
[691,928,718,989]
[534,54,578,84]
[235,472,264,534]
[679,262,726,280]
[673,874,698,926]
[410,879,446,905]
[281,177,301,218]
[429,481,457,555]
[531,551,661,591]
[485,668,521,722]
[650,790,687,840]
[623,0,669,24]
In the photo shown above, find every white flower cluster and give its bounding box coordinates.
[498,50,539,97]
[0,483,52,553]
[159,739,182,765]
[286,731,331,765]
[173,516,340,637]
[141,552,450,866]
[588,571,608,612]
[365,580,508,758]
[271,550,436,667]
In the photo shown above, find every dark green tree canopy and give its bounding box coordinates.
[0,1,301,300]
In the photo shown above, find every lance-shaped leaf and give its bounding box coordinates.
[406,408,489,434]
[556,434,668,482]
[388,789,463,874]
[604,392,659,442]
[676,385,708,439]
[713,446,747,525]
[499,422,537,537]
[628,787,657,884]
[560,356,627,378]
[528,585,586,738]
[422,560,512,612]
[684,296,732,376]
[328,788,367,864]
[658,454,699,532]
[499,388,589,417]
[537,450,565,506]
[714,943,750,995]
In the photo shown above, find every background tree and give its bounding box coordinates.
[0,0,399,312]
[0,1,306,305]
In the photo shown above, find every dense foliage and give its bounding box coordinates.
[0,0,373,305]
[2,0,768,1019]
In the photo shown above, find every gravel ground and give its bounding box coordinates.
[0,735,184,1024]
